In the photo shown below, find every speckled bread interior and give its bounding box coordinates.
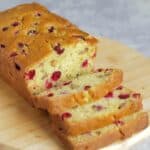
[52,111,148,150]
[0,3,98,100]
[52,86,142,135]
[33,68,122,113]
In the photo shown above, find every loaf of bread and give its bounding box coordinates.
[34,68,122,113]
[0,3,148,150]
[52,86,142,135]
[0,3,98,105]
[52,111,148,150]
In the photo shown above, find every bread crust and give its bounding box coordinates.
[51,111,148,150]
[0,2,98,107]
[52,93,142,136]
[0,3,98,68]
[34,69,123,113]
[119,111,149,138]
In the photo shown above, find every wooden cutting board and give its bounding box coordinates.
[0,38,150,150]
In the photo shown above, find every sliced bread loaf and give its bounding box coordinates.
[52,86,142,135]
[0,3,98,104]
[33,68,122,112]
[52,111,148,150]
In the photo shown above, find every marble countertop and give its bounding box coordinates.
[0,0,150,57]
[0,0,149,149]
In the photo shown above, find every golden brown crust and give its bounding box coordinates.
[34,69,123,114]
[119,112,149,139]
[51,112,148,150]
[51,124,121,150]
[52,94,142,136]
[0,3,98,69]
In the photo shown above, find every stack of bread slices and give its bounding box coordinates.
[0,3,148,150]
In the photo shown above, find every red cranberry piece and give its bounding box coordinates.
[105,92,113,98]
[82,59,88,67]
[116,86,123,90]
[48,26,54,32]
[0,44,5,48]
[2,27,8,31]
[54,43,64,55]
[92,105,104,111]
[84,85,91,90]
[118,94,130,99]
[96,68,103,72]
[114,120,124,126]
[45,80,53,89]
[51,71,61,81]
[15,63,21,71]
[18,42,24,48]
[61,112,72,120]
[47,93,54,97]
[12,22,19,27]
[63,81,72,86]
[132,93,141,98]
[10,52,18,57]
[36,12,41,16]
[24,69,36,80]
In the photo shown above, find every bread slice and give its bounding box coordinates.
[33,68,122,112]
[52,87,142,135]
[0,3,98,103]
[52,111,148,150]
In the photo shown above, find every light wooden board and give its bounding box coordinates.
[0,38,150,150]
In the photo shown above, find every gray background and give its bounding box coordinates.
[0,0,149,149]
[0,0,150,57]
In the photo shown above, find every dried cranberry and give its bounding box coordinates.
[132,93,141,98]
[48,26,54,32]
[105,92,113,98]
[84,85,91,90]
[82,59,88,67]
[63,81,72,86]
[54,43,64,55]
[2,27,8,31]
[114,120,124,126]
[92,105,104,111]
[47,93,54,97]
[12,22,19,27]
[15,63,21,71]
[24,69,36,80]
[96,68,103,72]
[36,12,41,16]
[45,80,53,89]
[51,71,61,81]
[116,86,123,90]
[0,44,5,48]
[10,52,18,57]
[118,94,130,99]
[18,42,24,48]
[61,112,72,120]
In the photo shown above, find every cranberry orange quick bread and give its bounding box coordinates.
[52,111,148,150]
[52,86,142,135]
[0,3,98,102]
[34,68,122,112]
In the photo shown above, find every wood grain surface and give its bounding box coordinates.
[0,38,149,150]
